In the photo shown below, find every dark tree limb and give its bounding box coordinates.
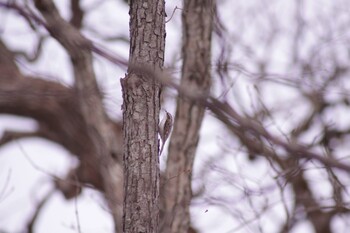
[0,130,42,146]
[161,1,214,233]
[33,1,124,231]
[0,33,123,231]
[70,0,84,29]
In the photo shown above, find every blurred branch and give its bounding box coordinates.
[26,190,55,233]
[13,35,47,62]
[0,1,128,68]
[206,97,350,172]
[70,0,84,29]
[0,130,42,146]
[0,170,13,203]
[0,40,21,78]
[0,2,46,26]
[0,37,120,194]
[130,64,350,173]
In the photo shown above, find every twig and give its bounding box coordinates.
[165,6,182,23]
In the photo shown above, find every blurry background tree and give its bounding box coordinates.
[1,0,350,233]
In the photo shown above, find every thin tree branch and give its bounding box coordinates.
[26,190,55,233]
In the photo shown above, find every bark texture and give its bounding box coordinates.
[2,1,350,233]
[161,1,214,232]
[121,0,165,232]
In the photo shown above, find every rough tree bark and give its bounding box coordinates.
[121,0,165,232]
[1,1,350,233]
[161,1,214,232]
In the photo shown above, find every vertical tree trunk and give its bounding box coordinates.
[162,0,214,232]
[121,0,166,232]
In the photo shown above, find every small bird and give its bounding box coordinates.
[159,110,173,155]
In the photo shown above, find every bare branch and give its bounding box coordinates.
[0,130,41,146]
[70,0,83,29]
[26,190,55,233]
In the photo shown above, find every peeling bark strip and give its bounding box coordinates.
[121,0,165,232]
[162,0,213,233]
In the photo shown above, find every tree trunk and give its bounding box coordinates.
[121,0,166,232]
[161,0,214,232]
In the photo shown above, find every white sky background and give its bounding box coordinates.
[1,0,350,232]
